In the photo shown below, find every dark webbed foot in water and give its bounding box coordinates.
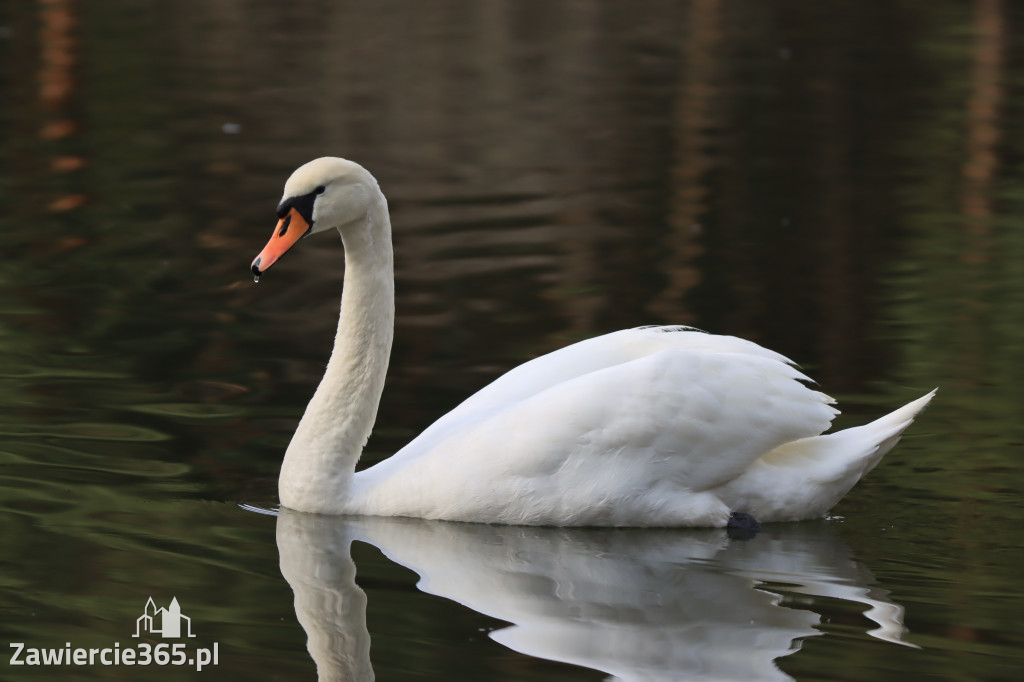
[726,511,761,540]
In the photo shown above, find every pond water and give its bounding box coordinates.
[2,1,1024,680]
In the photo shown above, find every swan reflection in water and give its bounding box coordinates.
[276,510,916,682]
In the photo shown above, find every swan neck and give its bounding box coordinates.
[279,195,394,513]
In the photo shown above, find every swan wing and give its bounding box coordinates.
[421,326,812,430]
[351,328,837,525]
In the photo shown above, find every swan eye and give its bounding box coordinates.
[277,186,323,223]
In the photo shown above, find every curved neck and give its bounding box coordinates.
[279,193,394,513]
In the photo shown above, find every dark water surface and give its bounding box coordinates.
[2,1,1024,680]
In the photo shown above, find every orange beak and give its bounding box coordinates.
[251,207,311,278]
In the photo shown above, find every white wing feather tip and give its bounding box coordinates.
[640,325,708,334]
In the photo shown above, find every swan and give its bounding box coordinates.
[251,157,935,527]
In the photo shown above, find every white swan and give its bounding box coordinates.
[252,157,935,526]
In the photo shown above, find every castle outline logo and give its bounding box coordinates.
[8,595,218,671]
[132,597,196,638]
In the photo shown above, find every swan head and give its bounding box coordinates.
[251,157,382,277]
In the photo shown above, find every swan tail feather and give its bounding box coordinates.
[810,388,937,479]
[718,389,936,522]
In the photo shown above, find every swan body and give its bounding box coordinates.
[252,157,935,527]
